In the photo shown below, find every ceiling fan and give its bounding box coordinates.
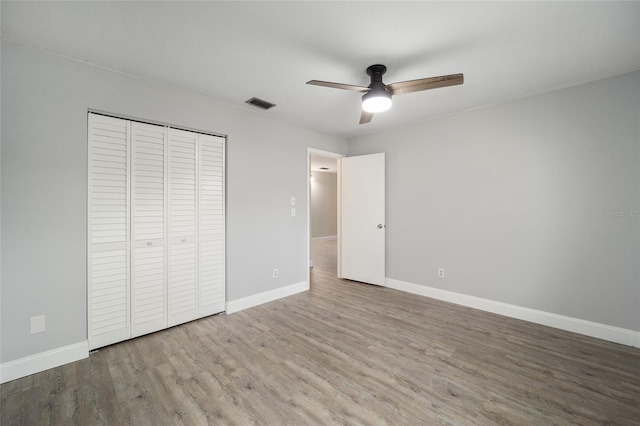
[307,64,463,124]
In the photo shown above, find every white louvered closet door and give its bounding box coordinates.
[89,113,226,349]
[130,122,167,337]
[199,134,226,316]
[167,128,198,326]
[88,114,130,350]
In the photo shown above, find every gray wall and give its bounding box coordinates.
[310,172,338,238]
[0,3,3,364]
[349,71,640,332]
[0,41,347,363]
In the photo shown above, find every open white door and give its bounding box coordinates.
[340,153,385,286]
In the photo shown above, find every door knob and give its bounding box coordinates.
[377,224,384,229]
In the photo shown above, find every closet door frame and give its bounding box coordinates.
[88,111,226,350]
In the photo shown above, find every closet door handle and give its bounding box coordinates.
[147,241,153,246]
[181,238,187,243]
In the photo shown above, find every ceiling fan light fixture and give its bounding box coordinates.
[362,89,392,113]
[308,64,463,124]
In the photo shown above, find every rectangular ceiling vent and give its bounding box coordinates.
[245,97,277,110]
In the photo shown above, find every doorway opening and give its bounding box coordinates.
[307,149,344,288]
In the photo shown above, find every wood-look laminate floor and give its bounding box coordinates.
[2,238,639,425]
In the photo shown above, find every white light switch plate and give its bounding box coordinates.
[291,196,296,206]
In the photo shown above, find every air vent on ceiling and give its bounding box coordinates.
[245,97,277,110]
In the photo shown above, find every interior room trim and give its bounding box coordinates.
[0,341,89,384]
[225,281,308,314]
[385,278,640,347]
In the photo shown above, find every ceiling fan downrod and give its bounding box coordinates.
[366,64,388,89]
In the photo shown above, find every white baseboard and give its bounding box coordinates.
[385,278,640,348]
[311,235,337,241]
[226,281,309,314]
[4,280,634,383]
[0,341,89,384]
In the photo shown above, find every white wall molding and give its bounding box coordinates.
[226,281,308,314]
[0,341,89,384]
[386,278,640,348]
[311,235,337,241]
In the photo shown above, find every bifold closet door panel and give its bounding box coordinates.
[88,113,131,350]
[89,113,226,349]
[199,134,226,317]
[167,128,198,326]
[130,122,167,338]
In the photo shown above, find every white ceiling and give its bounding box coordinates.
[2,1,639,138]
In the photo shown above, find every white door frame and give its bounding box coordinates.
[307,148,345,286]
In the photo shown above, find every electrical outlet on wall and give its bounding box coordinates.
[438,268,445,278]
[273,268,279,278]
[30,315,46,334]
